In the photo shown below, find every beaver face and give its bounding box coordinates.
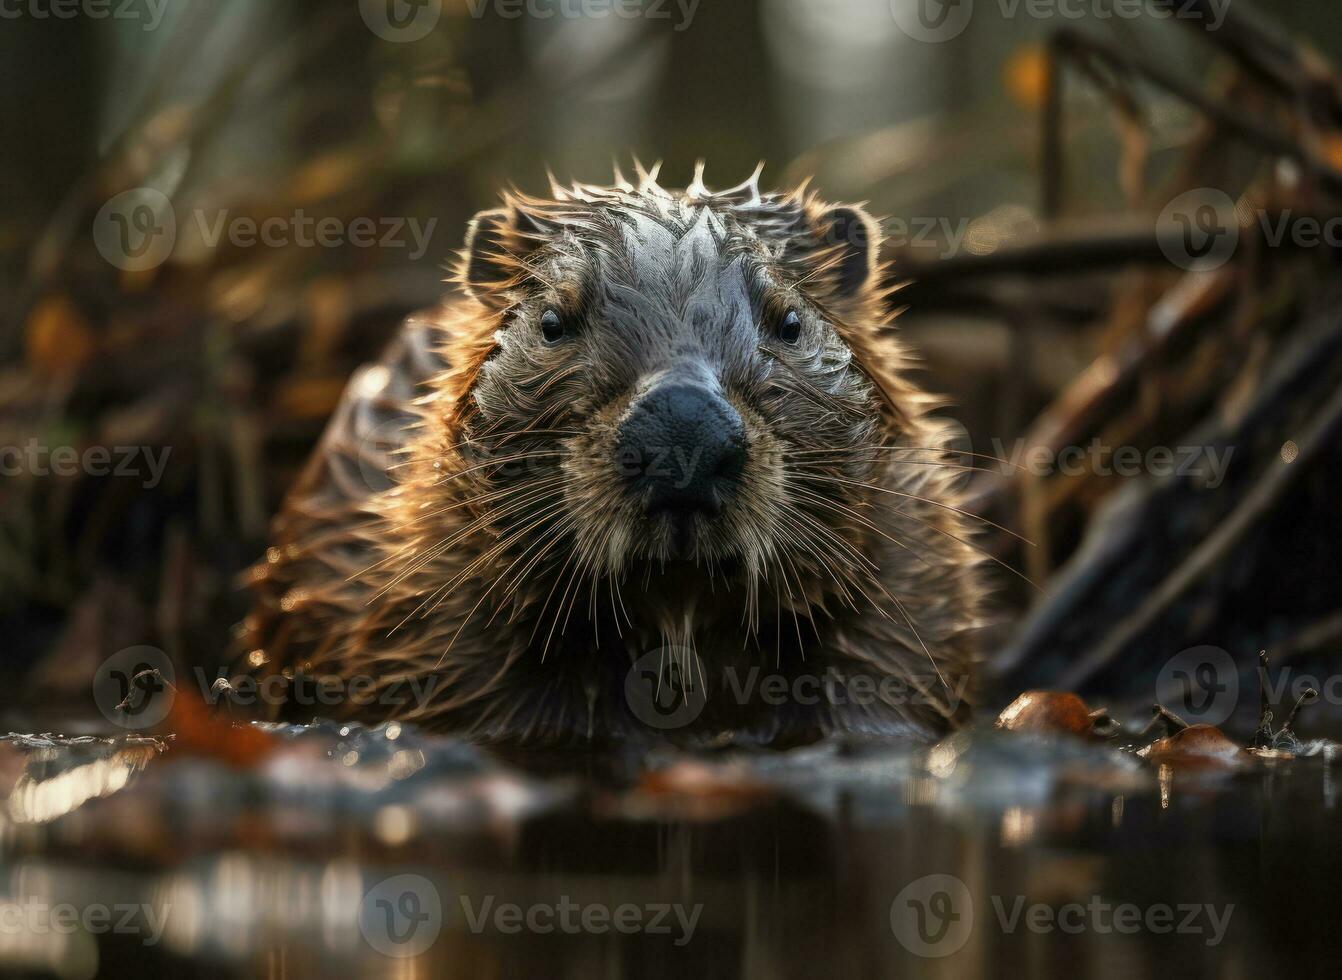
[444,170,897,593]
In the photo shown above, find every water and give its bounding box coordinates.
[0,721,1336,978]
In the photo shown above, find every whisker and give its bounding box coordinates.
[403,498,569,635]
[774,507,862,612]
[773,543,809,657]
[427,450,567,486]
[493,516,580,627]
[531,546,580,658]
[788,454,1002,477]
[364,483,563,599]
[869,575,949,698]
[795,472,1034,547]
[543,546,589,662]
[383,478,561,535]
[798,473,1043,592]
[434,505,576,653]
[349,481,548,585]
[786,482,932,568]
[778,505,954,702]
[784,445,1021,469]
[384,429,583,469]
[781,509,896,624]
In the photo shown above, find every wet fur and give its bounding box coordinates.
[236,165,985,745]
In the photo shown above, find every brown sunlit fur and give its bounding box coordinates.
[236,164,986,744]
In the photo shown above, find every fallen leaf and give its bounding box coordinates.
[1138,724,1247,769]
[996,691,1095,737]
[158,689,278,769]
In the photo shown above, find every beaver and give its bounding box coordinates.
[233,164,986,745]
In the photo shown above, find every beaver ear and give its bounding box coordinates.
[461,207,521,306]
[802,203,881,301]
[460,205,555,308]
[820,205,880,298]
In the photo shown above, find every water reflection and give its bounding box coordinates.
[0,724,1336,978]
[5,746,160,826]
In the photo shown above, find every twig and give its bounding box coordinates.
[1057,369,1342,688]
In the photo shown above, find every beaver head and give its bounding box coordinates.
[430,164,922,608]
[241,163,981,740]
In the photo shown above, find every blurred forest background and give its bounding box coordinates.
[3,0,1342,730]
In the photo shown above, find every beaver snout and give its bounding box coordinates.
[616,381,746,516]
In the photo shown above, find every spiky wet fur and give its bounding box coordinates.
[237,165,986,745]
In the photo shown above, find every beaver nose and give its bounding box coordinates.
[617,382,746,514]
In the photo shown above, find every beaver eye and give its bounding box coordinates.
[777,309,802,345]
[540,309,565,344]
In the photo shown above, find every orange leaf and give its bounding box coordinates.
[996,691,1095,737]
[26,295,95,376]
[158,689,278,769]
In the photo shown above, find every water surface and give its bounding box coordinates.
[0,721,1335,978]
